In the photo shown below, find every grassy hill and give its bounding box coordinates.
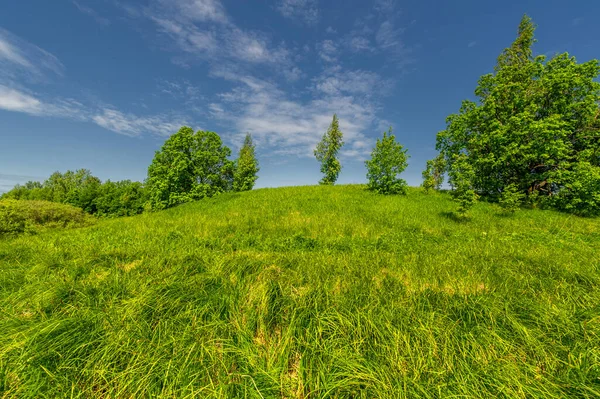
[1,185,599,398]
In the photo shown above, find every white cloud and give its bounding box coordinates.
[374,0,396,13]
[144,0,294,72]
[0,85,42,114]
[349,36,371,52]
[0,84,188,138]
[312,68,392,97]
[325,26,337,34]
[0,85,85,120]
[156,0,228,24]
[376,21,404,49]
[276,0,319,25]
[91,108,184,137]
[0,28,64,83]
[209,69,383,159]
[72,1,111,26]
[317,40,337,63]
[468,40,478,48]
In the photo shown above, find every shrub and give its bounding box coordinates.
[499,183,526,213]
[0,200,94,236]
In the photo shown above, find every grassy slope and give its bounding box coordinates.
[0,185,599,398]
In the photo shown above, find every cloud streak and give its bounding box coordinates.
[276,0,319,25]
[0,85,189,137]
[0,28,64,83]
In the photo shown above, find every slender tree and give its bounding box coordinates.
[233,133,260,192]
[422,155,446,192]
[314,114,344,185]
[365,127,409,194]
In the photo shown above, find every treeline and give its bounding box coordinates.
[1,132,259,217]
[2,171,147,217]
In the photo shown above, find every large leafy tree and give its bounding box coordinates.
[147,127,234,209]
[436,15,600,215]
[233,133,259,192]
[314,114,344,185]
[365,128,409,195]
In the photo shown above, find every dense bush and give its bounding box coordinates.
[0,200,94,236]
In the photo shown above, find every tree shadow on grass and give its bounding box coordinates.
[439,211,470,223]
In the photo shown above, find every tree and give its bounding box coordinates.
[448,154,478,216]
[314,114,344,185]
[147,127,234,209]
[435,15,600,215]
[365,128,409,194]
[499,183,525,213]
[422,155,446,192]
[233,133,259,192]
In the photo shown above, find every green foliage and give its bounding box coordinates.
[365,128,409,194]
[499,183,526,213]
[314,114,344,185]
[94,180,148,217]
[147,127,234,209]
[421,155,446,192]
[547,161,600,216]
[2,171,147,217]
[1,185,599,397]
[436,15,600,215]
[233,133,260,192]
[0,199,94,236]
[448,154,478,216]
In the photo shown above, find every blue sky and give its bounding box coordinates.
[1,0,599,192]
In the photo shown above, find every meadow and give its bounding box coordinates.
[1,185,599,398]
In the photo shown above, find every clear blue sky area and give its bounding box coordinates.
[1,0,599,192]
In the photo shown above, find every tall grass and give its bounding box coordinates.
[1,185,599,398]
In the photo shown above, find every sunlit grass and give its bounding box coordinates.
[1,185,599,398]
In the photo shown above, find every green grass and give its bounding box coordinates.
[1,185,599,398]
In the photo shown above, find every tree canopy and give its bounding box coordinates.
[147,127,234,209]
[365,128,409,195]
[435,15,600,215]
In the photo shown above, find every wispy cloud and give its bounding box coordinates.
[317,40,338,63]
[0,28,64,83]
[140,0,295,74]
[0,84,190,137]
[72,1,111,26]
[312,67,393,97]
[276,0,319,25]
[467,40,478,48]
[91,108,186,137]
[209,67,386,159]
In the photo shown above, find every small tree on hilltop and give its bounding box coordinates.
[422,155,446,193]
[448,154,478,216]
[314,114,344,185]
[233,133,260,192]
[499,183,526,213]
[365,128,409,195]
